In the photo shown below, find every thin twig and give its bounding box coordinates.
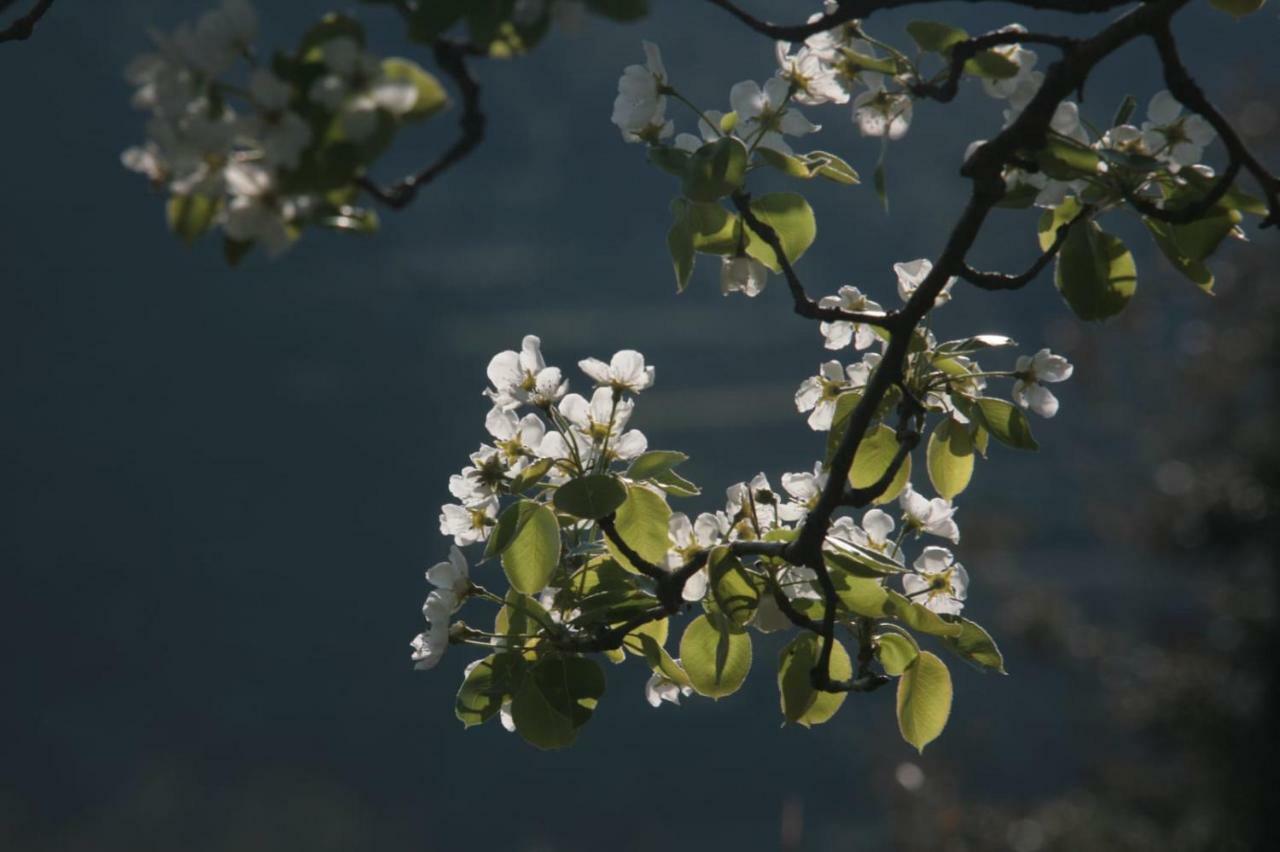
[358,39,487,209]
[0,0,55,43]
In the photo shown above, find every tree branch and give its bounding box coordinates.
[911,31,1079,104]
[358,39,487,209]
[959,203,1094,290]
[703,0,1137,43]
[0,0,54,43]
[1146,23,1279,228]
[730,191,900,329]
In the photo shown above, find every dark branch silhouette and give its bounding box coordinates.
[0,0,55,43]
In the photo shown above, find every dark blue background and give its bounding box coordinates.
[2,2,1276,849]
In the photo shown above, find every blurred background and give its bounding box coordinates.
[2,1,1277,849]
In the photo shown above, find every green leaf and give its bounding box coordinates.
[1112,94,1137,128]
[1143,217,1215,293]
[166,194,219,244]
[627,450,689,481]
[381,58,449,120]
[510,656,606,750]
[679,613,751,699]
[809,150,860,185]
[964,49,1020,80]
[825,391,863,464]
[455,652,519,728]
[1038,196,1082,252]
[1036,137,1101,181]
[896,651,953,752]
[847,423,912,504]
[605,485,671,573]
[942,617,1008,674]
[778,634,852,726]
[833,574,890,617]
[708,547,759,627]
[927,418,975,500]
[973,397,1038,451]
[756,148,860,185]
[554,474,628,520]
[628,632,691,687]
[742,192,817,273]
[666,200,696,291]
[1210,0,1267,17]
[585,0,648,20]
[682,137,749,203]
[825,538,906,578]
[875,631,919,677]
[651,468,701,498]
[884,591,964,638]
[873,161,889,213]
[648,146,690,178]
[934,334,1017,358]
[906,20,967,53]
[1055,222,1137,321]
[493,501,561,594]
[509,457,554,493]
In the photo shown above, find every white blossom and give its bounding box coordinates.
[775,40,848,106]
[411,589,457,669]
[645,671,693,707]
[223,162,301,256]
[426,545,471,605]
[578,350,655,394]
[902,546,969,615]
[729,77,820,155]
[725,473,780,534]
[612,41,673,143]
[720,255,769,298]
[818,286,883,350]
[1013,348,1073,418]
[486,335,567,409]
[779,463,827,522]
[795,360,853,431]
[1141,90,1216,171]
[894,258,955,308]
[549,386,648,464]
[899,484,960,543]
[439,497,498,546]
[852,73,912,140]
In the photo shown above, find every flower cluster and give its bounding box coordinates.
[122,4,446,259]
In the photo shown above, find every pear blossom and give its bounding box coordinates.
[721,255,769,297]
[902,546,969,615]
[223,162,303,256]
[484,408,549,471]
[1141,90,1216,171]
[189,0,258,75]
[1001,70,1045,126]
[828,507,902,563]
[667,512,726,601]
[775,40,849,106]
[1013,348,1073,418]
[980,29,1038,102]
[449,445,509,503]
[545,386,648,464]
[234,70,313,169]
[673,110,723,153]
[899,484,960,543]
[578,350,655,394]
[426,545,471,604]
[612,42,673,143]
[645,671,693,707]
[725,473,780,534]
[818,286,883,350]
[411,589,457,669]
[439,496,498,546]
[729,77,820,155]
[486,335,567,409]
[852,73,912,140]
[795,360,854,431]
[894,259,955,308]
[779,463,827,522]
